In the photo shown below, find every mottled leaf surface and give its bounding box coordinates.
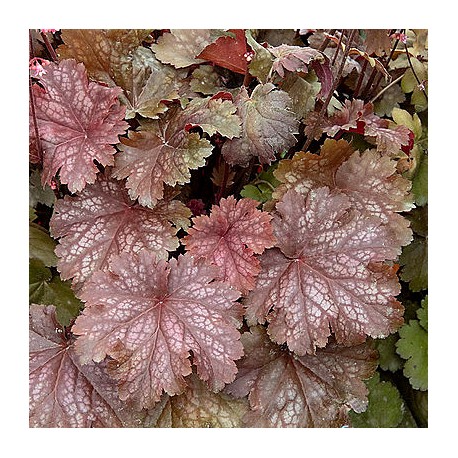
[225,326,377,427]
[113,98,240,208]
[73,252,243,410]
[32,59,127,193]
[221,84,299,166]
[50,172,190,291]
[151,30,224,68]
[245,188,405,355]
[29,304,142,427]
[305,99,411,154]
[349,372,406,428]
[273,139,413,243]
[183,196,275,294]
[269,44,325,78]
[146,373,249,427]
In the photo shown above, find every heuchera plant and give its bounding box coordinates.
[29,28,428,428]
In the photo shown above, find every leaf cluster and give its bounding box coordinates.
[29,28,427,428]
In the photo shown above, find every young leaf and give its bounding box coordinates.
[183,196,275,294]
[113,97,240,208]
[29,304,143,427]
[73,252,243,410]
[32,59,127,193]
[225,326,377,427]
[245,188,405,355]
[145,373,249,427]
[29,259,83,326]
[221,84,299,166]
[50,171,191,291]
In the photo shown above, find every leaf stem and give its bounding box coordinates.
[215,161,230,204]
[302,29,357,153]
[369,72,405,104]
[40,30,58,62]
[404,41,428,101]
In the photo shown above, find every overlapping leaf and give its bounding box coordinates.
[304,99,411,154]
[151,30,226,68]
[29,304,144,427]
[245,187,405,355]
[145,373,249,427]
[58,30,186,119]
[183,196,275,294]
[225,326,377,427]
[32,59,127,193]
[50,171,191,291]
[73,252,243,410]
[273,139,414,243]
[269,44,326,78]
[221,83,299,166]
[113,96,241,208]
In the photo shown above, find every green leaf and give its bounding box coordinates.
[412,151,428,206]
[245,30,273,83]
[29,169,56,208]
[349,372,405,428]
[374,334,404,372]
[399,236,428,291]
[29,258,52,303]
[240,184,263,202]
[29,222,58,267]
[29,258,83,326]
[396,320,428,391]
[417,295,428,331]
[29,207,37,222]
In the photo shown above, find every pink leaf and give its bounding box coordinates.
[183,196,275,294]
[32,59,127,193]
[245,187,405,355]
[225,326,378,427]
[72,252,243,410]
[269,44,325,78]
[304,99,411,154]
[50,171,190,291]
[29,304,144,427]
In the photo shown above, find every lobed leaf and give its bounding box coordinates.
[273,138,414,243]
[183,196,275,294]
[225,326,377,427]
[151,30,225,68]
[113,97,240,208]
[146,373,249,427]
[32,59,127,193]
[221,84,299,166]
[349,372,406,428]
[29,304,143,427]
[73,252,243,410]
[245,188,405,355]
[50,171,191,291]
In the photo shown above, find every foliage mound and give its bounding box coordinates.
[29,28,428,428]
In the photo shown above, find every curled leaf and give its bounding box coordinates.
[50,171,190,291]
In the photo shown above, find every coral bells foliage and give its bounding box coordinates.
[29,29,427,428]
